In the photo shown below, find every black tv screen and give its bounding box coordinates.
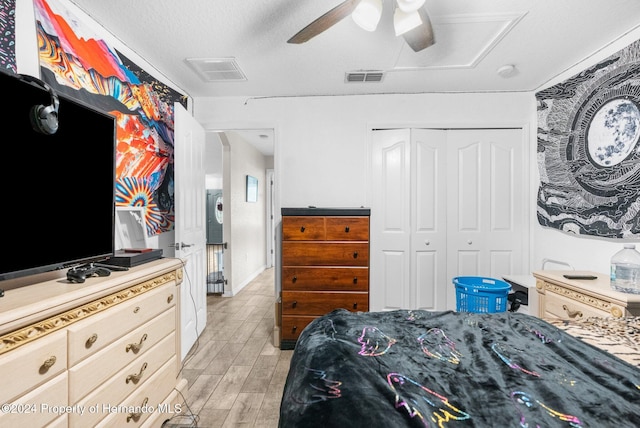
[0,70,116,281]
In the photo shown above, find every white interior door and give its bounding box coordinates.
[174,103,207,361]
[371,128,525,311]
[445,129,524,308]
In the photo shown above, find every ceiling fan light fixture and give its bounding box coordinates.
[396,0,426,13]
[352,0,383,32]
[394,8,423,36]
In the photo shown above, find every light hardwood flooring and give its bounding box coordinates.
[175,268,291,427]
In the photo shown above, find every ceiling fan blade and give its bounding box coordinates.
[288,0,361,44]
[402,8,435,52]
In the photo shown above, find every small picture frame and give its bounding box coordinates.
[246,175,258,202]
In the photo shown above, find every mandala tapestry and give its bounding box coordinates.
[536,39,640,239]
[33,0,188,236]
[0,0,16,72]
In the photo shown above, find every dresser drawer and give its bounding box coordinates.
[70,332,176,427]
[281,316,317,341]
[95,356,178,427]
[544,291,614,319]
[0,329,67,404]
[282,291,369,314]
[325,216,369,240]
[0,372,67,428]
[67,282,176,365]
[282,267,369,291]
[283,216,325,240]
[282,242,369,266]
[68,307,176,404]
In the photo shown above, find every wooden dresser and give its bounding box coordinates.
[280,207,370,349]
[533,270,640,319]
[0,258,187,427]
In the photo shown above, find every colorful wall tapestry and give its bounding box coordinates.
[0,0,17,72]
[535,39,640,239]
[33,0,187,236]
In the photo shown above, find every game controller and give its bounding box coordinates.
[67,264,112,283]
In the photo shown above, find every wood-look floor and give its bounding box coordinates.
[175,267,291,427]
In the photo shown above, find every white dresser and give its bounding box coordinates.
[0,258,188,427]
[533,270,640,319]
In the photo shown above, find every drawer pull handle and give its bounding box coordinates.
[562,305,583,319]
[292,275,297,283]
[126,397,148,423]
[353,277,358,284]
[353,251,358,259]
[353,303,358,309]
[126,333,148,353]
[86,333,98,348]
[126,362,148,384]
[292,300,297,308]
[167,294,174,304]
[133,306,140,314]
[300,226,305,232]
[40,356,56,373]
[345,226,350,233]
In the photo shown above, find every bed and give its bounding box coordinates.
[279,309,640,427]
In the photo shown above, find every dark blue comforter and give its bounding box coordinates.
[279,309,640,427]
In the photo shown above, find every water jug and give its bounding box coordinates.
[610,243,640,294]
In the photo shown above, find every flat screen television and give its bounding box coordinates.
[0,70,116,282]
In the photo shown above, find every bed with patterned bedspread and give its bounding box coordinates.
[278,309,639,427]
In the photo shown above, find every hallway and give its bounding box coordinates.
[173,268,291,427]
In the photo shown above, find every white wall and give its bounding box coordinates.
[195,20,640,278]
[223,131,268,295]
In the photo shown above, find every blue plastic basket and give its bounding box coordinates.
[453,276,511,313]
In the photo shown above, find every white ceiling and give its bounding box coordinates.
[67,0,640,156]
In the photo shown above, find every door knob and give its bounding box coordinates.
[467,240,473,245]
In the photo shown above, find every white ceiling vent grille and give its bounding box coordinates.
[345,71,385,83]
[185,57,247,82]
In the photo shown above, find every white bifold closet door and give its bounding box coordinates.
[370,128,525,311]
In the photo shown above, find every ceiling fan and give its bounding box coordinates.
[287,0,435,52]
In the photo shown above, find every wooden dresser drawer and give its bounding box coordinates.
[282,216,326,240]
[67,282,176,366]
[70,333,176,427]
[543,291,614,319]
[281,316,317,341]
[0,372,67,428]
[0,329,67,404]
[95,356,178,427]
[282,291,369,314]
[325,216,369,240]
[282,242,369,266]
[68,307,176,403]
[282,267,369,291]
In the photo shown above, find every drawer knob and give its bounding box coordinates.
[127,397,148,423]
[353,277,358,284]
[345,226,350,233]
[292,326,297,332]
[292,275,297,283]
[300,226,306,232]
[126,333,148,353]
[40,356,57,373]
[353,251,358,259]
[353,303,358,309]
[126,362,148,384]
[292,300,297,308]
[85,333,98,348]
[562,305,583,319]
[167,294,174,304]
[133,306,140,314]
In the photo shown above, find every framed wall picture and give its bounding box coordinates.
[246,175,258,202]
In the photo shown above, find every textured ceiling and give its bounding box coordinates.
[67,0,640,100]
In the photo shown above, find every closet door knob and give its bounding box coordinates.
[467,240,473,245]
[425,241,430,245]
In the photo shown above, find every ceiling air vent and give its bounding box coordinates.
[185,57,247,82]
[345,71,385,83]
